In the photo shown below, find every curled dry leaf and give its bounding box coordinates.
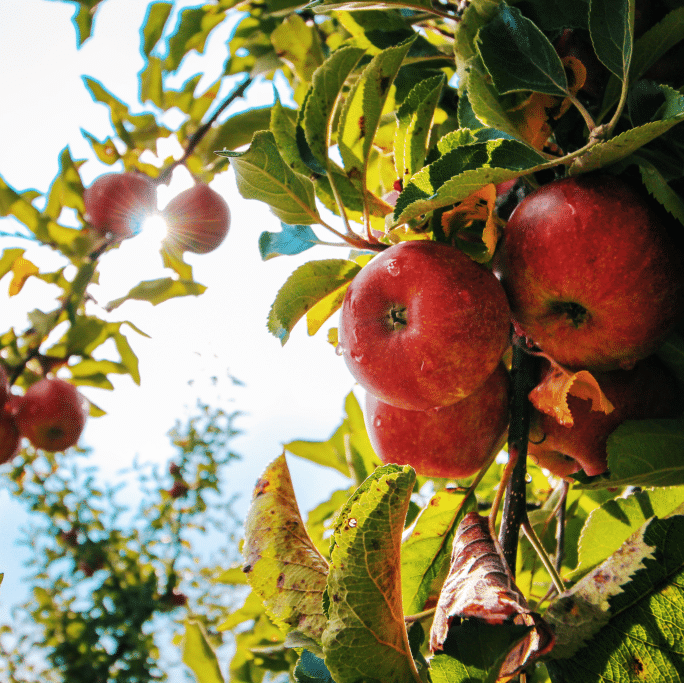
[529,357,614,427]
[430,512,555,681]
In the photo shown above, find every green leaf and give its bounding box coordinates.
[401,489,475,616]
[210,107,273,152]
[573,487,684,579]
[394,137,546,224]
[182,620,225,683]
[476,2,569,97]
[0,249,25,280]
[658,333,684,386]
[637,158,684,225]
[294,650,335,683]
[322,464,421,683]
[243,454,329,642]
[394,74,446,182]
[589,0,633,80]
[270,97,310,176]
[166,6,226,72]
[69,359,129,379]
[217,590,265,631]
[267,259,360,345]
[309,0,434,14]
[111,325,142,385]
[259,223,323,260]
[303,46,366,170]
[270,14,325,83]
[337,36,416,180]
[70,3,99,47]
[81,130,121,165]
[142,2,173,56]
[546,516,684,676]
[105,278,207,312]
[220,130,321,225]
[429,622,533,683]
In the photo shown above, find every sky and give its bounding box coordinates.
[0,0,357,637]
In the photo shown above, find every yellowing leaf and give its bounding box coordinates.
[529,360,614,427]
[243,454,329,643]
[9,257,39,296]
[305,281,351,337]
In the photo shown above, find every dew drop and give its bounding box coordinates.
[350,351,367,364]
[335,344,345,357]
[525,473,533,483]
[374,417,382,428]
[348,518,358,528]
[386,259,400,276]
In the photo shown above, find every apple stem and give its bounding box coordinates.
[498,342,540,576]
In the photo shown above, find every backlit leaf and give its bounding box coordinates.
[142,2,173,56]
[267,258,360,345]
[259,223,322,260]
[270,14,325,83]
[105,278,207,311]
[309,0,434,13]
[322,464,421,683]
[305,281,351,337]
[243,454,329,642]
[182,620,225,683]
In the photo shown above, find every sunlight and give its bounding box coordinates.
[138,214,169,249]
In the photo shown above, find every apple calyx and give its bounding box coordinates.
[549,301,589,329]
[385,306,408,331]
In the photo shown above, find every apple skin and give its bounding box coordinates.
[528,356,683,478]
[338,240,511,411]
[162,184,230,254]
[0,404,21,465]
[499,174,684,371]
[84,172,157,238]
[15,378,87,452]
[365,363,510,479]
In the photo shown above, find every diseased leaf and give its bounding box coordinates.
[476,2,569,97]
[259,223,322,260]
[589,0,633,80]
[243,454,329,642]
[322,464,421,683]
[267,259,360,345]
[529,360,613,428]
[220,130,321,225]
[182,620,225,683]
[104,278,207,311]
[401,489,476,616]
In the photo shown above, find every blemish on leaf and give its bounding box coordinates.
[254,478,270,497]
[358,115,365,138]
[277,573,285,589]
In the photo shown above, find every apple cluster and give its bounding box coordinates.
[0,368,88,463]
[83,172,230,254]
[339,173,684,480]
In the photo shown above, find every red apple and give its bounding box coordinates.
[338,240,511,411]
[0,364,9,406]
[84,172,157,238]
[528,356,683,478]
[0,404,21,465]
[162,184,230,254]
[15,378,87,452]
[168,480,190,498]
[365,363,510,479]
[499,174,684,371]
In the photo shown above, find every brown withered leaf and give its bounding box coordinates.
[430,512,555,681]
[529,358,614,427]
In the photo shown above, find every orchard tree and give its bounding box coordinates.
[2,0,684,682]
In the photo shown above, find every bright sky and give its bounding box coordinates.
[0,0,355,628]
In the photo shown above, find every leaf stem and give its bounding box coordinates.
[567,94,596,132]
[521,519,566,596]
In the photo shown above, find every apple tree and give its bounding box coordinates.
[2,0,684,681]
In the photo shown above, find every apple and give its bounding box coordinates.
[365,363,510,479]
[83,172,157,239]
[162,183,230,254]
[338,240,511,411]
[15,378,87,452]
[0,364,9,405]
[499,174,684,371]
[0,404,21,465]
[169,480,190,498]
[528,356,683,478]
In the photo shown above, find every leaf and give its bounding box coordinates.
[337,36,416,180]
[573,487,684,579]
[476,2,569,97]
[588,0,633,80]
[394,138,546,224]
[142,2,173,56]
[401,489,476,616]
[309,0,434,13]
[294,650,335,683]
[270,14,325,83]
[8,257,39,296]
[220,130,321,225]
[165,6,226,72]
[267,259,360,345]
[0,249,25,281]
[305,281,351,337]
[105,278,207,312]
[243,454,329,642]
[394,74,446,182]
[322,464,421,683]
[529,360,614,428]
[259,223,322,260]
[182,620,225,683]
[637,159,684,225]
[302,46,366,169]
[546,516,684,674]
[658,333,684,386]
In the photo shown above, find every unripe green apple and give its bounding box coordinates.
[500,174,684,371]
[338,240,511,411]
[15,378,87,452]
[365,363,510,479]
[84,172,157,238]
[162,184,230,254]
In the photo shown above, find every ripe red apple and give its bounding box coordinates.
[499,174,684,371]
[0,364,9,406]
[365,363,510,479]
[0,404,21,465]
[168,480,190,498]
[84,172,157,238]
[162,184,230,254]
[338,240,511,411]
[15,378,87,452]
[528,356,683,478]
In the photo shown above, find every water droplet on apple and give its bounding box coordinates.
[335,344,345,356]
[525,473,533,483]
[374,417,382,428]
[350,351,367,364]
[386,259,400,276]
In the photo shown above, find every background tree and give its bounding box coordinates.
[2,0,684,682]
